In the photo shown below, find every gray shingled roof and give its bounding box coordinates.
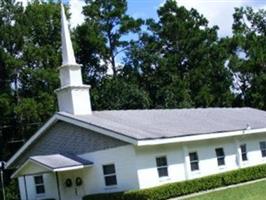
[30,153,93,170]
[58,107,266,140]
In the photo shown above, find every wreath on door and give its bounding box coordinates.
[76,177,83,186]
[65,178,73,187]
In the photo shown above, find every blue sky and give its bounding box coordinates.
[127,0,163,20]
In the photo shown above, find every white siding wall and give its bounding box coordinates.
[17,145,138,200]
[185,138,238,179]
[237,134,266,167]
[135,143,186,188]
[135,133,266,189]
[19,173,58,200]
[79,145,139,194]
[18,177,26,199]
[18,132,266,199]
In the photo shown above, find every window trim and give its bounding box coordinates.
[240,144,248,161]
[34,175,45,195]
[189,152,199,171]
[156,156,169,178]
[215,147,225,166]
[102,163,117,187]
[260,141,266,158]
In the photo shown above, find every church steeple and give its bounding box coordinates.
[60,3,76,66]
[55,3,92,115]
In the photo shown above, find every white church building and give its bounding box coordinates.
[6,4,266,200]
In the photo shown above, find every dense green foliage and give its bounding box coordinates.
[83,164,266,200]
[227,7,266,109]
[80,0,143,78]
[190,180,266,200]
[124,1,233,108]
[0,179,19,200]
[0,0,61,162]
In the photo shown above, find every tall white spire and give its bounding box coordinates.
[61,3,77,66]
[55,3,92,115]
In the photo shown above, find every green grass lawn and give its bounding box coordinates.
[188,180,266,200]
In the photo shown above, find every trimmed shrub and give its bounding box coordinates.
[83,163,266,200]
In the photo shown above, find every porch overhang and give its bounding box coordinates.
[12,153,93,178]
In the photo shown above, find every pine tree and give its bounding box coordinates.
[228,7,266,109]
[125,0,233,108]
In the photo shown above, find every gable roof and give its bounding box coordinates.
[61,107,266,140]
[6,107,266,169]
[30,153,93,170]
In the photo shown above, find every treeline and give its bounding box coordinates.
[0,0,266,160]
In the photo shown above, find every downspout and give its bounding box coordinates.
[55,172,61,200]
[23,176,28,200]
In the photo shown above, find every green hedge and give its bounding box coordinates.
[83,163,266,200]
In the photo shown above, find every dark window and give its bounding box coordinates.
[215,148,225,166]
[102,164,117,186]
[156,156,168,177]
[240,144,248,161]
[34,176,45,194]
[189,152,199,171]
[260,142,266,157]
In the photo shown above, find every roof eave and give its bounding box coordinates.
[137,128,266,146]
[53,164,93,172]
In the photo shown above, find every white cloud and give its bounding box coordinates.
[174,0,266,37]
[69,0,85,28]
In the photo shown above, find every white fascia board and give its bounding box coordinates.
[56,114,138,145]
[6,115,58,169]
[137,128,266,146]
[11,159,31,178]
[53,165,92,172]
